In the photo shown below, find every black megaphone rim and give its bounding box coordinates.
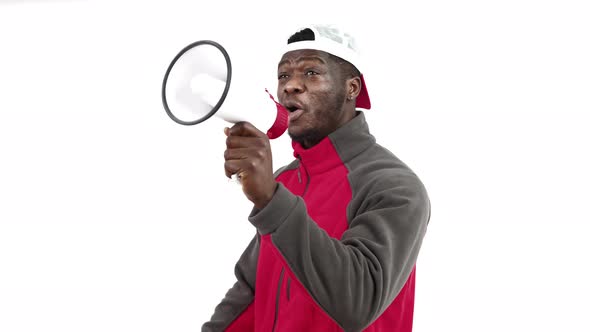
[161,40,232,126]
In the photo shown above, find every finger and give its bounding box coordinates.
[224,158,261,178]
[225,166,237,179]
[228,122,267,138]
[224,159,238,178]
[224,159,247,179]
[226,135,267,149]
[224,147,260,161]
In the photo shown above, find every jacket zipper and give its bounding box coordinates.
[286,277,291,301]
[272,268,285,332]
[298,157,311,197]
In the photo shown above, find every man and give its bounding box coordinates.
[203,24,430,332]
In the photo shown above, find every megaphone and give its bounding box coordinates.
[161,40,288,139]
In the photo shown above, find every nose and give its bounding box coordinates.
[283,75,304,95]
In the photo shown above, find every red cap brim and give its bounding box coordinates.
[356,74,371,110]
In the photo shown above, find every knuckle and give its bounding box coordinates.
[248,159,258,169]
[234,122,247,132]
[224,160,235,171]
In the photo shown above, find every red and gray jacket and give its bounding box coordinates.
[203,113,430,332]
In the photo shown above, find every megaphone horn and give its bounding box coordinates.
[161,40,288,139]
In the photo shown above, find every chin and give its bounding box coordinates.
[287,124,306,138]
[288,128,324,147]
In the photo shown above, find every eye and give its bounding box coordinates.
[305,70,319,76]
[278,73,289,80]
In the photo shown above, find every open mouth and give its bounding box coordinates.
[286,106,297,112]
[287,108,304,123]
[283,102,305,123]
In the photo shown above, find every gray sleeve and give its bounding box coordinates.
[201,233,259,332]
[248,172,430,331]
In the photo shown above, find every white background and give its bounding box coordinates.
[1,0,589,331]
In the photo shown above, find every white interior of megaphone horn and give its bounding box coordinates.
[163,40,281,132]
[163,41,230,125]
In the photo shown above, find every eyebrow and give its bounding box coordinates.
[278,55,327,68]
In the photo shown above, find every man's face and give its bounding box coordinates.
[277,49,349,148]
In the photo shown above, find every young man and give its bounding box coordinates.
[203,24,431,332]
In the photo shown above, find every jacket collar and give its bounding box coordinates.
[292,112,376,175]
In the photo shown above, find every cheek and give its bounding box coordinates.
[310,89,344,119]
[308,87,334,110]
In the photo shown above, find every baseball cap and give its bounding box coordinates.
[281,24,371,110]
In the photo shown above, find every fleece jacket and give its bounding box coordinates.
[203,112,431,332]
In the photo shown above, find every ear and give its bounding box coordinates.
[346,76,362,100]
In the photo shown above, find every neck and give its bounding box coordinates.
[294,109,359,149]
[290,131,324,149]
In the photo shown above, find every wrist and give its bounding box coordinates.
[254,182,278,210]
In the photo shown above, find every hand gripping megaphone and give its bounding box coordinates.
[161,40,288,139]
